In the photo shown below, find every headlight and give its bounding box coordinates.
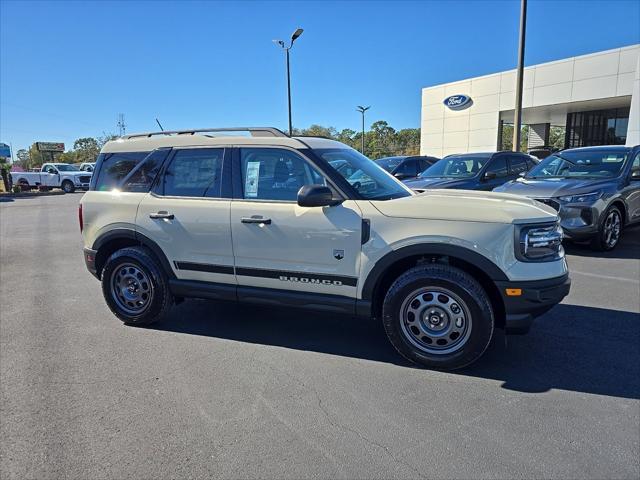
[558,191,601,203]
[516,222,564,262]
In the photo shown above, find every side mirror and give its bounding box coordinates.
[297,185,339,207]
[483,171,497,181]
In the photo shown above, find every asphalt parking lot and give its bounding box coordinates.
[1,193,639,479]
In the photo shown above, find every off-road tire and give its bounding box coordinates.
[61,180,75,193]
[591,205,622,251]
[101,246,173,326]
[382,264,494,370]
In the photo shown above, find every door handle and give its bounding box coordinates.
[241,216,271,225]
[149,211,174,220]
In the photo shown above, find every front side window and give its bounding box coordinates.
[162,148,223,197]
[240,148,325,201]
[421,155,488,179]
[55,164,79,172]
[316,148,412,200]
[93,151,150,191]
[526,149,629,179]
[486,157,509,178]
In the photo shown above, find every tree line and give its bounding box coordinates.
[293,121,421,159]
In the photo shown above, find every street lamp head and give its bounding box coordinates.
[291,28,304,44]
[273,39,286,48]
[356,105,370,113]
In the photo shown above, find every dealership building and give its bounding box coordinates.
[420,44,640,157]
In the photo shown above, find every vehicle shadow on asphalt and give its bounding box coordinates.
[149,301,640,400]
[564,224,640,260]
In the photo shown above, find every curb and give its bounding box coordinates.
[0,190,67,199]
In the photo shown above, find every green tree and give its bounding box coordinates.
[97,133,119,148]
[549,127,565,149]
[73,137,100,163]
[14,149,31,169]
[501,124,529,152]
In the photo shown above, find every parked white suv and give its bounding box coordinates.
[80,127,570,369]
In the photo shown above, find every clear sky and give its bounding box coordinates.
[1,0,639,153]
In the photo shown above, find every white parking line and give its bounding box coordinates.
[570,269,640,284]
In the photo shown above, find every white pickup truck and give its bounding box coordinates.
[13,163,92,193]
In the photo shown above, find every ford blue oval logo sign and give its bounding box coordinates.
[443,94,472,110]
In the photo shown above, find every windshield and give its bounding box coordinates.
[526,150,629,179]
[375,157,404,172]
[316,148,412,200]
[420,156,487,178]
[54,164,79,172]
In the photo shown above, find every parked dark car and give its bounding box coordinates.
[374,155,439,181]
[404,151,538,192]
[494,145,640,251]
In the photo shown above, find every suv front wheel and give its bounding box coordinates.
[382,264,494,370]
[101,246,173,325]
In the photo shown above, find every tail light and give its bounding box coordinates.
[78,204,83,232]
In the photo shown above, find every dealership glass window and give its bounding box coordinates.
[565,107,630,148]
[162,148,224,197]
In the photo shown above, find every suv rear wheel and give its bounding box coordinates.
[382,264,494,370]
[101,246,172,325]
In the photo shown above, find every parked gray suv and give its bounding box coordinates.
[495,145,640,250]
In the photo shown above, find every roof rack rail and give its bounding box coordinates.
[122,127,288,139]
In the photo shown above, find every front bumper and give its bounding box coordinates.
[496,273,571,334]
[83,247,99,278]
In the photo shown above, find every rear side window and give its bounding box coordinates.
[93,151,150,191]
[122,149,171,192]
[509,155,529,174]
[162,148,224,197]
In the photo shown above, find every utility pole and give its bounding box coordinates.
[117,113,126,137]
[356,106,370,155]
[513,0,527,152]
[273,28,304,136]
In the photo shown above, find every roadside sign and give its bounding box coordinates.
[36,142,65,152]
[0,143,10,158]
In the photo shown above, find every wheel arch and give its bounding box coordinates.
[609,198,627,226]
[362,244,508,328]
[92,229,176,280]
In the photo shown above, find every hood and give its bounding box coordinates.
[494,176,616,198]
[65,171,91,176]
[404,177,475,190]
[371,189,557,224]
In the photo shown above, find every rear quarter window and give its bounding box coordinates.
[91,151,150,191]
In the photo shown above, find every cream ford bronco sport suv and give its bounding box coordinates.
[80,127,570,370]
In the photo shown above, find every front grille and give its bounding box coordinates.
[535,198,560,212]
[79,175,91,183]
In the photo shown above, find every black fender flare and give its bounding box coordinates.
[92,228,176,279]
[361,243,509,302]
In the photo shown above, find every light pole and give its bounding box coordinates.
[513,0,527,152]
[274,28,304,136]
[356,105,370,155]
